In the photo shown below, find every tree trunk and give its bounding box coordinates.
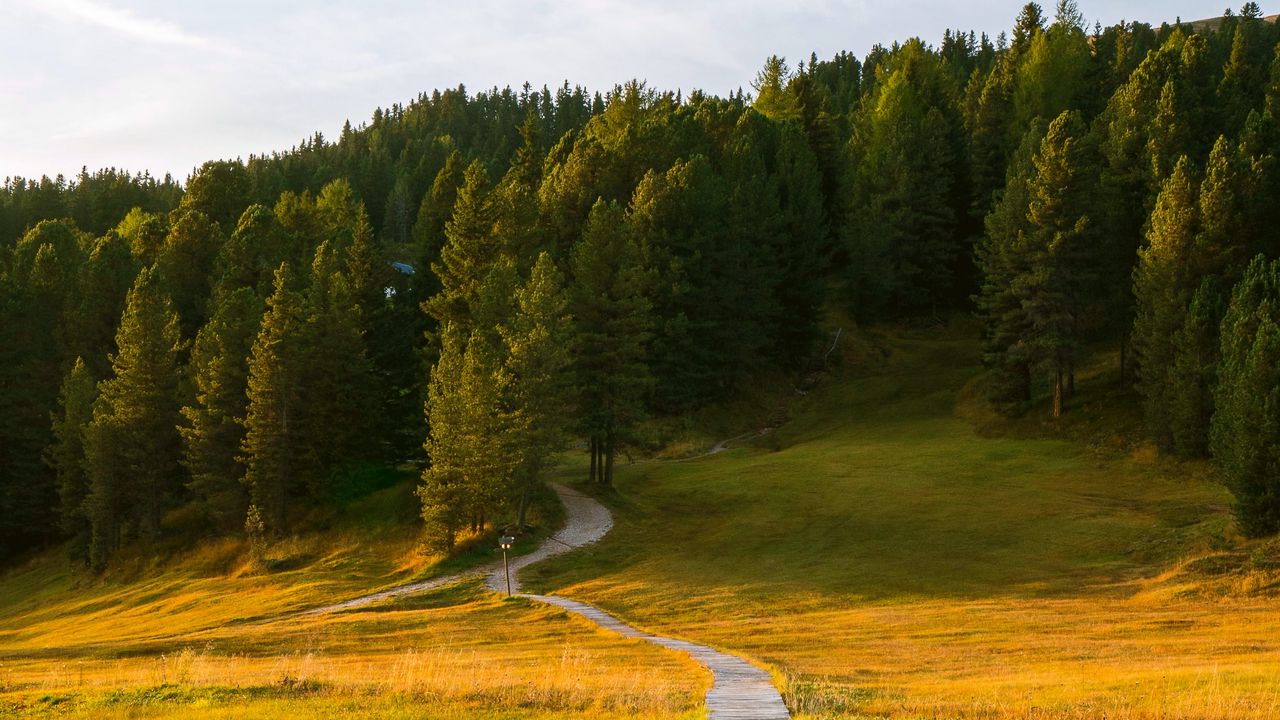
[1067,368,1075,397]
[517,486,530,530]
[603,433,615,488]
[1119,326,1128,389]
[1053,368,1064,418]
[588,438,598,484]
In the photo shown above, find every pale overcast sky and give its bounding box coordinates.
[0,0,1246,181]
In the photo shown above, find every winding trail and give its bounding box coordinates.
[306,482,791,719]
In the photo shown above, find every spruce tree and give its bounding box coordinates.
[845,42,963,316]
[156,209,222,340]
[179,287,263,528]
[69,232,137,380]
[424,161,496,328]
[84,267,184,567]
[1021,111,1096,416]
[419,305,514,550]
[413,149,466,267]
[1211,256,1280,536]
[0,220,84,554]
[570,201,653,486]
[1168,280,1224,457]
[976,121,1046,410]
[499,253,573,526]
[49,357,97,562]
[1133,157,1199,447]
[240,264,309,531]
[302,241,377,490]
[417,326,469,552]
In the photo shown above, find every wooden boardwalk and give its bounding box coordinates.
[511,485,792,720]
[524,592,791,720]
[309,481,792,718]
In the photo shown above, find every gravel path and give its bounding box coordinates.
[484,483,612,594]
[304,481,791,718]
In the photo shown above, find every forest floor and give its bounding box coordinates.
[4,321,1280,719]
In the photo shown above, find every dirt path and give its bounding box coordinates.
[307,482,791,718]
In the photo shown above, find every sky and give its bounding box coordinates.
[0,0,1245,182]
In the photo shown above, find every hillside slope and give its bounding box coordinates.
[3,323,1279,719]
[525,323,1280,719]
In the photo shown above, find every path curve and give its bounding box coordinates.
[309,483,790,719]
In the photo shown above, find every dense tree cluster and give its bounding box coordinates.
[6,1,1280,563]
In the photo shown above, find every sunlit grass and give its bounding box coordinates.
[525,323,1280,719]
[0,582,706,719]
[0,484,704,719]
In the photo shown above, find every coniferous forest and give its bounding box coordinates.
[7,1,1280,569]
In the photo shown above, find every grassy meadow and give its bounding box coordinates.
[4,322,1280,719]
[0,484,706,719]
[523,323,1280,719]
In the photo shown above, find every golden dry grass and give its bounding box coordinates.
[0,483,705,719]
[0,581,707,719]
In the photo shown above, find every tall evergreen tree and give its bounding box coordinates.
[845,41,964,316]
[302,241,377,488]
[48,357,97,562]
[1211,256,1280,536]
[69,232,137,380]
[240,264,309,531]
[156,209,222,340]
[499,253,573,526]
[570,201,653,486]
[83,267,184,568]
[424,161,496,328]
[976,121,1047,410]
[179,287,263,528]
[1020,110,1096,416]
[1133,157,1199,447]
[0,220,85,557]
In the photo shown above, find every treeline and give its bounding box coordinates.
[6,1,1280,565]
[967,2,1280,536]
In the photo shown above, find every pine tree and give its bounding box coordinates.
[1021,111,1096,417]
[179,287,263,528]
[1211,256,1280,536]
[845,42,964,316]
[976,121,1046,410]
[69,232,137,380]
[424,161,496,328]
[570,201,653,486]
[115,208,168,265]
[216,204,285,300]
[499,253,573,526]
[48,357,97,562]
[181,160,251,230]
[302,241,377,490]
[752,56,802,122]
[156,209,223,340]
[0,220,85,555]
[417,326,469,552]
[1168,280,1224,457]
[419,314,513,550]
[240,264,309,531]
[1133,157,1199,447]
[412,149,466,266]
[83,267,184,568]
[770,122,829,365]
